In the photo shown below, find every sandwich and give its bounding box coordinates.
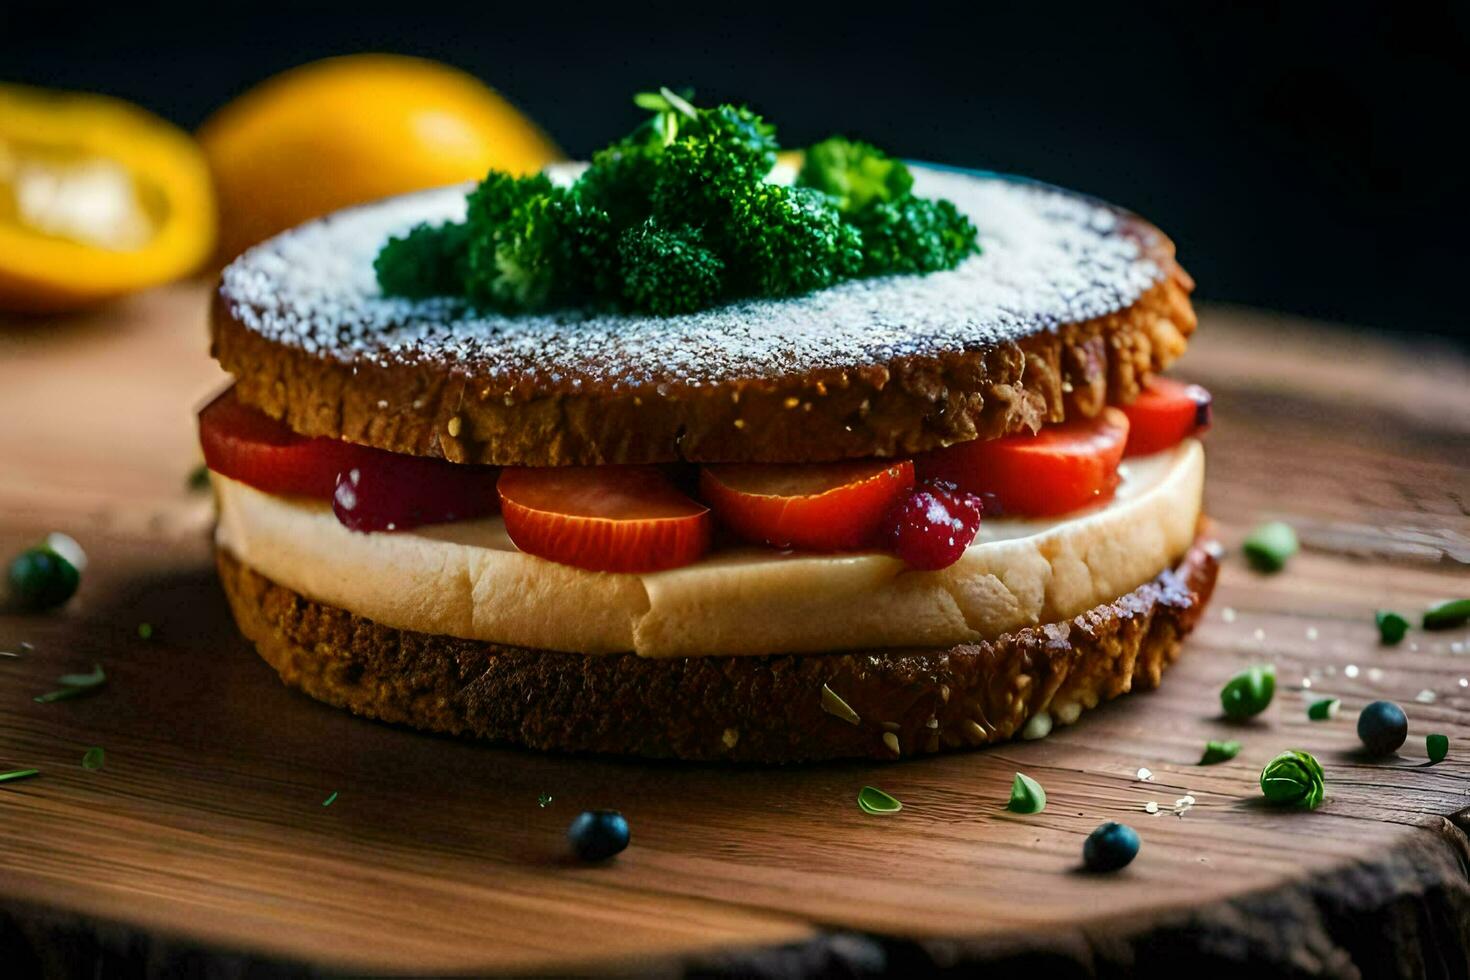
[202,90,1215,762]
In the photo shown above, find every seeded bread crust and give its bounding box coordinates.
[216,530,1218,763]
[212,270,1193,466]
[211,164,1196,467]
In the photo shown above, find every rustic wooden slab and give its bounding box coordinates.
[1,285,1467,976]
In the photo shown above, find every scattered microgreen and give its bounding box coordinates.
[820,683,860,725]
[34,662,106,703]
[1220,663,1275,719]
[1423,599,1470,631]
[1242,521,1298,573]
[1007,772,1046,814]
[186,463,210,491]
[136,622,154,640]
[1427,734,1449,764]
[0,769,39,784]
[857,785,903,815]
[1199,740,1241,765]
[1260,750,1325,810]
[537,792,553,808]
[1307,697,1341,721]
[322,791,339,808]
[1375,610,1409,645]
[81,747,105,771]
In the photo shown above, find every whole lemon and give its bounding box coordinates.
[198,55,561,262]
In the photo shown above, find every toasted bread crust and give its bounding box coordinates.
[217,530,1218,763]
[212,269,1194,466]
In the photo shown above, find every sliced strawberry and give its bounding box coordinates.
[700,459,914,551]
[199,387,355,499]
[1120,376,1212,457]
[498,466,711,573]
[333,454,499,532]
[917,408,1130,517]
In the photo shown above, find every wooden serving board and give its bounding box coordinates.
[1,285,1468,977]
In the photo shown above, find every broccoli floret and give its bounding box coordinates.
[577,124,664,227]
[617,220,725,315]
[466,172,555,228]
[797,137,914,213]
[374,222,470,298]
[851,195,981,276]
[651,103,778,222]
[725,184,862,296]
[465,186,615,311]
[374,90,982,315]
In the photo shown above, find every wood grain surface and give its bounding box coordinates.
[1,285,1468,977]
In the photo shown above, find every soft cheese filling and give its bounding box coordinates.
[214,440,1203,658]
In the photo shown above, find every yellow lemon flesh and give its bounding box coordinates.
[0,85,216,313]
[198,55,563,263]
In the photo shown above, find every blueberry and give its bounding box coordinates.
[1083,821,1140,872]
[568,810,630,862]
[7,548,80,611]
[1357,700,1407,756]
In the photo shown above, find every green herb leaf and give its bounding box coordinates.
[1007,772,1046,814]
[136,622,154,640]
[1375,610,1409,645]
[81,747,105,771]
[1307,697,1341,721]
[321,791,339,808]
[1427,734,1449,764]
[1242,521,1299,573]
[632,91,672,111]
[1199,739,1242,765]
[1259,749,1325,810]
[186,463,210,491]
[658,86,698,120]
[1220,663,1275,719]
[537,792,553,808]
[35,662,107,703]
[857,785,903,815]
[0,768,40,784]
[1423,599,1470,631]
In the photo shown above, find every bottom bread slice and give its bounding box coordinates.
[216,531,1219,763]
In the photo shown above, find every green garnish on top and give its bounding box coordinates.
[374,88,980,316]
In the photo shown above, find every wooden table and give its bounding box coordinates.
[1,284,1467,977]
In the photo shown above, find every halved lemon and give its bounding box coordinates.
[0,84,216,313]
[197,55,563,262]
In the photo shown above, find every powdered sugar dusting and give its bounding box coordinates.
[220,165,1163,392]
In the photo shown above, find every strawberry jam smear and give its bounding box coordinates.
[199,380,1208,572]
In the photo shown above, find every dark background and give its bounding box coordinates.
[5,1,1466,341]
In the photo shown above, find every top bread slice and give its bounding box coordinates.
[211,165,1196,466]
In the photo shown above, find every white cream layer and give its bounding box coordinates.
[214,440,1203,658]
